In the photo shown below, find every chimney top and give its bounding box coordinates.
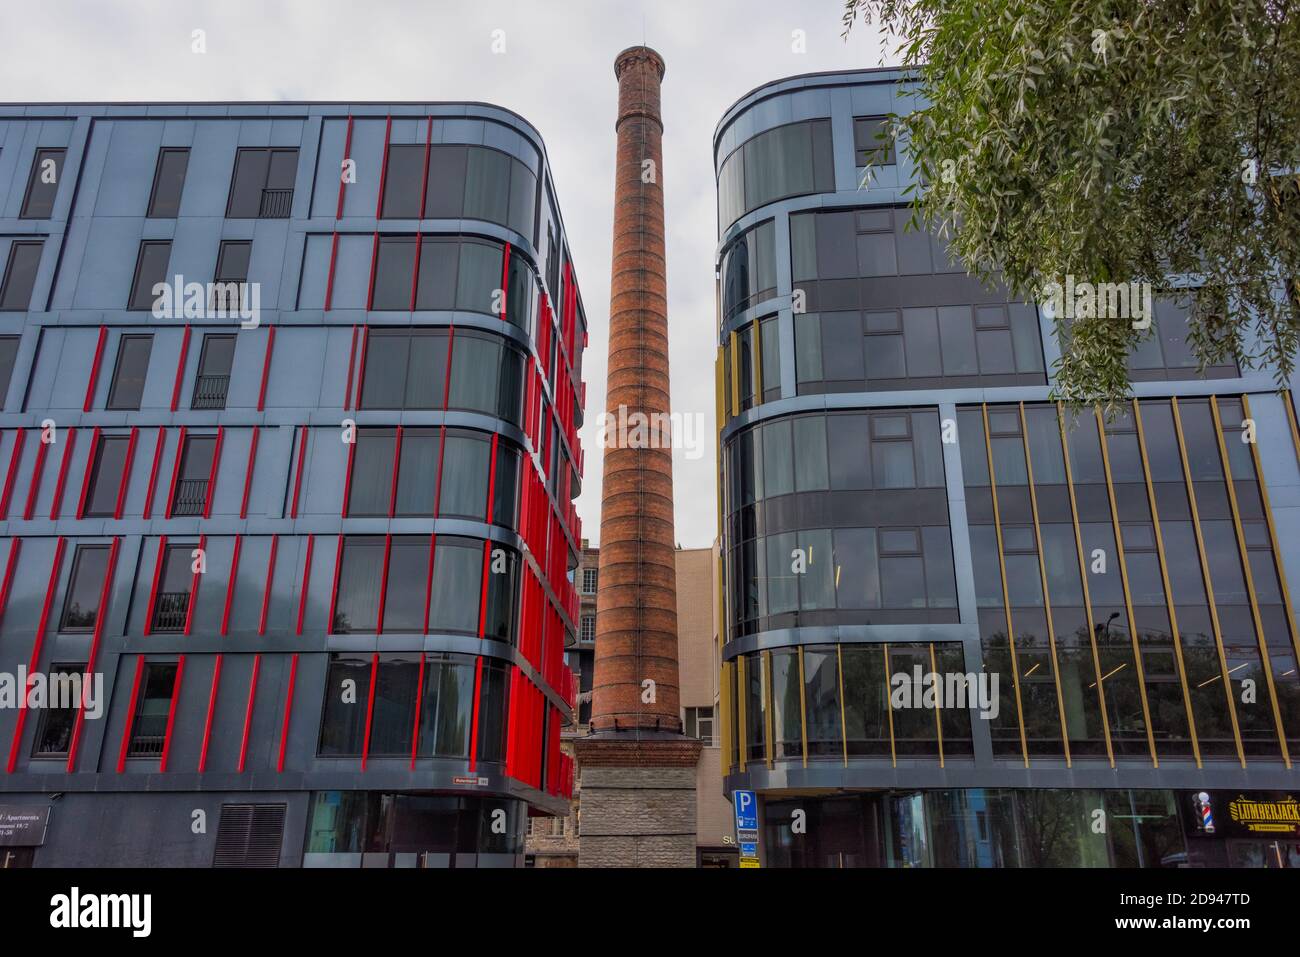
[614,45,665,81]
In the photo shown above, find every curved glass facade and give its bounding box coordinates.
[714,70,1300,867]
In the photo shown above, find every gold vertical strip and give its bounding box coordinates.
[1170,397,1246,767]
[884,643,897,768]
[1283,389,1300,470]
[929,642,945,768]
[1242,394,1300,673]
[1210,396,1291,767]
[753,320,764,402]
[1058,402,1115,767]
[764,649,774,768]
[719,660,733,775]
[1093,406,1159,767]
[982,403,1031,766]
[837,644,848,767]
[737,653,747,772]
[1131,399,1202,767]
[797,647,808,767]
[1018,401,1072,766]
[728,330,740,417]
[715,350,725,434]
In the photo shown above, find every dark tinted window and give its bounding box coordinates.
[0,242,43,311]
[332,537,385,633]
[192,334,235,410]
[372,236,417,310]
[85,436,131,517]
[128,241,171,310]
[32,664,84,756]
[394,428,439,516]
[106,334,153,410]
[0,335,18,403]
[147,148,190,217]
[128,662,178,757]
[439,430,490,519]
[475,660,510,763]
[423,144,536,239]
[60,545,111,631]
[227,148,298,218]
[419,653,476,758]
[383,539,429,633]
[172,435,215,516]
[853,116,895,167]
[428,537,482,634]
[717,120,833,234]
[380,144,426,218]
[21,148,66,218]
[347,428,396,517]
[360,329,449,410]
[319,656,371,755]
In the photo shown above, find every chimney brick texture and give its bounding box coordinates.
[591,46,681,733]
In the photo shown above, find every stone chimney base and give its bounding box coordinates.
[574,736,703,868]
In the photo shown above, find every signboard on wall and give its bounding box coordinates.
[0,806,50,846]
[1185,791,1300,839]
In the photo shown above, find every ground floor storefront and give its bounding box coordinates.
[760,788,1300,867]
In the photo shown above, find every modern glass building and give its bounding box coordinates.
[0,101,584,867]
[714,69,1300,867]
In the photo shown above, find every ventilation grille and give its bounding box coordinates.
[213,803,287,868]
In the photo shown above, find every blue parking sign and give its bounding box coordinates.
[733,790,757,831]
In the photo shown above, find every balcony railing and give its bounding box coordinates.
[259,188,293,218]
[191,374,230,410]
[171,479,208,516]
[128,713,169,756]
[152,591,190,632]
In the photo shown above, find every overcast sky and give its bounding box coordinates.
[0,0,893,548]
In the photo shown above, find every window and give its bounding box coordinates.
[226,148,298,218]
[367,235,530,323]
[84,435,131,518]
[347,429,397,517]
[853,116,895,168]
[151,546,195,632]
[417,653,476,758]
[192,334,235,410]
[720,220,777,321]
[361,328,449,410]
[0,335,18,403]
[439,430,491,519]
[60,545,111,631]
[127,662,178,756]
[147,148,190,217]
[171,434,216,516]
[319,656,372,754]
[580,615,595,642]
[383,539,431,633]
[717,120,833,234]
[128,241,171,311]
[1127,295,1239,380]
[211,240,252,313]
[421,144,537,241]
[427,537,484,635]
[32,665,84,757]
[684,706,715,745]
[21,148,66,218]
[447,330,525,423]
[475,659,511,763]
[0,242,42,311]
[395,428,440,517]
[379,145,426,219]
[371,236,418,310]
[582,568,598,594]
[105,334,153,410]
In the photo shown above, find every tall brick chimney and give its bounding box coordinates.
[575,46,702,869]
[591,45,680,734]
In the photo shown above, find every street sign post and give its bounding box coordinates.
[733,790,760,868]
